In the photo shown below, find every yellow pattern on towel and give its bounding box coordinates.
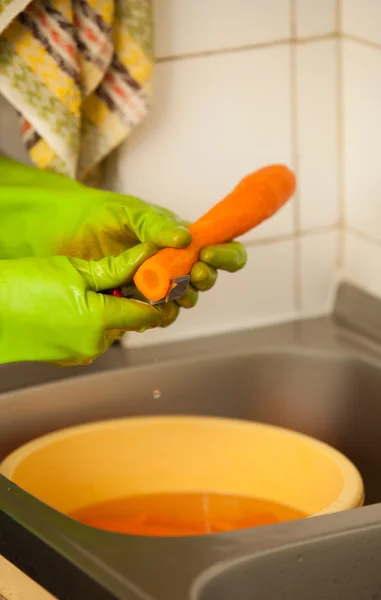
[0,0,153,182]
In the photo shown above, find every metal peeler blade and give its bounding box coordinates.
[111,275,190,305]
[148,275,190,305]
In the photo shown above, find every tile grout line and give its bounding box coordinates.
[343,32,381,51]
[156,32,381,67]
[336,0,346,272]
[156,33,338,63]
[290,0,302,315]
[334,0,340,36]
[244,225,339,250]
[346,226,381,249]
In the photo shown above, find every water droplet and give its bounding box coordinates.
[152,388,161,400]
[297,554,304,564]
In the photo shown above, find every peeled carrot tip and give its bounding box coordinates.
[134,263,172,303]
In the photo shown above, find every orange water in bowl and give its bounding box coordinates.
[70,492,307,537]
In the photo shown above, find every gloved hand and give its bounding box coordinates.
[0,245,164,366]
[0,157,247,325]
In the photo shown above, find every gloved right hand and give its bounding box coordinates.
[0,244,163,366]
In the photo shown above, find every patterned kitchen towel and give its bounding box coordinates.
[0,0,153,182]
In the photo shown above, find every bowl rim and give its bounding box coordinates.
[0,415,364,516]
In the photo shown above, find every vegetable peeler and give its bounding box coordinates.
[110,275,190,305]
[147,275,190,304]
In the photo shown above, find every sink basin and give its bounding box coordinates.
[2,294,381,599]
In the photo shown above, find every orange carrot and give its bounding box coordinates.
[134,164,296,302]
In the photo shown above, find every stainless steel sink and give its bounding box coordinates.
[2,348,381,504]
[2,282,381,599]
[193,508,381,600]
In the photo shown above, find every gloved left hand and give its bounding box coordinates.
[0,245,164,366]
[0,157,247,326]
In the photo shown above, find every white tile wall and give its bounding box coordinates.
[116,45,294,243]
[342,39,381,242]
[296,39,339,231]
[295,0,336,38]
[341,0,381,45]
[154,0,291,58]
[300,231,339,315]
[340,0,381,297]
[127,241,295,347]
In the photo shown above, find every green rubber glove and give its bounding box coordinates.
[0,245,164,366]
[0,157,247,325]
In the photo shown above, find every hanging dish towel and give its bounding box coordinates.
[0,0,153,182]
